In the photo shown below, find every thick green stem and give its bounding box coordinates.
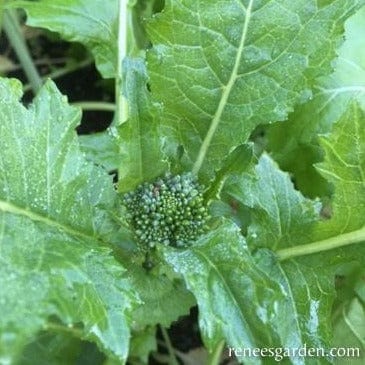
[276,226,365,261]
[114,0,129,125]
[3,9,42,94]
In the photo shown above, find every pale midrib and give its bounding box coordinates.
[276,225,365,261]
[192,0,254,174]
[0,199,100,244]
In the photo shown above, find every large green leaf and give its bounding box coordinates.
[220,156,336,363]
[147,0,364,182]
[0,78,135,362]
[164,220,339,364]
[8,0,118,78]
[216,102,365,362]
[163,221,286,363]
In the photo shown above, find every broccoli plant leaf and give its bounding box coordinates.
[8,0,118,78]
[164,221,335,365]
[267,6,365,197]
[117,58,168,193]
[147,0,364,183]
[213,102,365,361]
[163,222,285,358]
[0,78,136,362]
[227,154,321,250]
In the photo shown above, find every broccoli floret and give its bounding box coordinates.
[122,173,209,248]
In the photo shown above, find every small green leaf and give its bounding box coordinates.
[125,261,195,328]
[117,58,168,192]
[205,144,254,201]
[129,327,157,365]
[227,154,321,250]
[316,101,365,235]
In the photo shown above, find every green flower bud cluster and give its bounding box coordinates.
[123,173,209,248]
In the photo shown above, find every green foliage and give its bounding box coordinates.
[316,102,365,235]
[7,0,119,78]
[226,154,321,250]
[0,79,136,362]
[117,57,168,192]
[123,173,208,248]
[163,221,286,352]
[124,259,195,329]
[332,265,365,364]
[79,131,120,172]
[146,0,364,183]
[267,5,365,198]
[2,1,365,364]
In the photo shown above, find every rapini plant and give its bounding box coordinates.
[1,0,365,364]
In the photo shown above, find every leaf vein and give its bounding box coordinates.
[193,0,254,174]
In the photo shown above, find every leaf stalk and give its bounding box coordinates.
[115,0,129,125]
[276,225,365,261]
[3,9,43,94]
[71,101,116,112]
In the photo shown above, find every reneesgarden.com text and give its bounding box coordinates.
[228,345,361,362]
